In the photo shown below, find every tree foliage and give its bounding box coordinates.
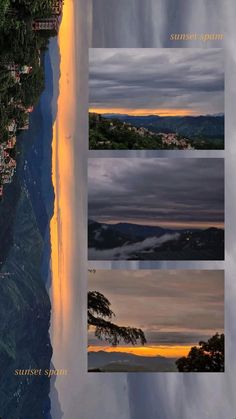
[88,291,146,346]
[89,113,164,150]
[0,0,53,143]
[89,113,224,150]
[176,333,224,372]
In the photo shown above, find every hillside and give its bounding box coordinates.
[88,220,224,261]
[0,0,57,140]
[89,113,194,150]
[88,351,177,372]
[0,184,52,419]
[0,52,55,419]
[0,0,61,198]
[95,113,224,149]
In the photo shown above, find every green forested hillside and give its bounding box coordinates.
[89,113,224,150]
[89,113,192,150]
[0,0,57,143]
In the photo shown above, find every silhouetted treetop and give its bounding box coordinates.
[176,333,224,372]
[88,290,146,346]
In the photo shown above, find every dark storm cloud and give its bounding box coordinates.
[89,49,224,114]
[88,270,224,346]
[88,158,224,226]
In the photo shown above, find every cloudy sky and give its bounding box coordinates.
[88,158,224,229]
[48,1,235,419]
[88,270,224,356]
[48,1,236,419]
[89,49,224,116]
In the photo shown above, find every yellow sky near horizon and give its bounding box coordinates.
[89,107,199,117]
[50,0,76,352]
[97,219,225,230]
[88,345,192,358]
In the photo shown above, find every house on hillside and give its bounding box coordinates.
[52,0,64,15]
[8,120,17,134]
[6,136,16,149]
[19,65,33,75]
[32,17,59,32]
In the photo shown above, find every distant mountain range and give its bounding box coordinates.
[88,220,224,260]
[88,350,177,372]
[89,112,224,150]
[103,113,224,141]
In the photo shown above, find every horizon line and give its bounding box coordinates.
[88,344,193,358]
[89,218,225,230]
[89,109,224,118]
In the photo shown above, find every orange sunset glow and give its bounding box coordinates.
[50,0,76,350]
[88,345,191,358]
[89,107,198,117]
[100,219,225,230]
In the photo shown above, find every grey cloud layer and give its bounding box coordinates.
[87,2,234,419]
[89,49,224,114]
[88,270,224,345]
[88,158,224,225]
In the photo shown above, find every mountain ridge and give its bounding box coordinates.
[88,219,224,260]
[88,350,177,372]
[89,112,224,150]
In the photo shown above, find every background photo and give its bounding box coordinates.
[89,48,224,150]
[88,157,224,261]
[88,269,224,373]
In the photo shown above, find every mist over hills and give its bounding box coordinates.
[88,220,224,261]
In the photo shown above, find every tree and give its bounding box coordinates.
[176,333,224,372]
[88,291,146,346]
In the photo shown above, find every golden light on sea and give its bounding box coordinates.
[50,0,76,350]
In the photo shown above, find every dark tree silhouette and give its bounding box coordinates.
[88,291,146,346]
[176,333,224,372]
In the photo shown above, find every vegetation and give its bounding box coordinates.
[89,113,224,150]
[0,0,58,144]
[189,137,224,150]
[0,0,59,198]
[0,0,56,30]
[88,291,146,346]
[176,333,224,372]
[0,177,52,418]
[89,113,166,150]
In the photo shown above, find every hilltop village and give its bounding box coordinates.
[0,64,33,197]
[0,0,64,198]
[89,113,194,150]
